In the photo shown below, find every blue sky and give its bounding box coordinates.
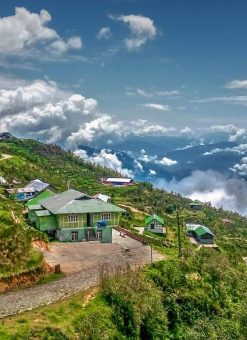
[0,0,247,145]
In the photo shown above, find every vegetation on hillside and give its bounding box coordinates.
[0,135,247,339]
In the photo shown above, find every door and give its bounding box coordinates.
[71,231,78,241]
[87,213,92,227]
[96,230,102,240]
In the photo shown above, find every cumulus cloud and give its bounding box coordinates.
[149,169,156,175]
[74,149,133,177]
[0,7,82,57]
[143,103,171,111]
[110,14,156,51]
[156,170,247,215]
[208,124,246,142]
[0,77,177,146]
[230,157,247,176]
[97,27,112,40]
[157,156,178,166]
[225,79,247,89]
[138,149,157,163]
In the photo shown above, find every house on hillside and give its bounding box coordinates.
[189,200,204,211]
[27,189,125,243]
[25,189,55,223]
[6,179,56,201]
[104,178,134,186]
[186,223,215,244]
[145,214,165,234]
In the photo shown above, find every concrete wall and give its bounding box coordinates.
[145,225,165,234]
[56,226,112,243]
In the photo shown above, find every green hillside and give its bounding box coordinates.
[0,135,247,338]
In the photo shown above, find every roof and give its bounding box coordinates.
[24,179,50,192]
[40,189,125,215]
[186,223,214,236]
[17,188,36,193]
[106,178,132,183]
[28,204,43,211]
[35,210,51,217]
[94,193,111,202]
[145,214,164,225]
[26,190,55,207]
[189,200,204,206]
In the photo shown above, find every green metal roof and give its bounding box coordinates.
[189,200,204,206]
[26,190,55,207]
[145,214,164,225]
[40,189,125,215]
[28,204,42,211]
[35,210,51,217]
[186,223,214,237]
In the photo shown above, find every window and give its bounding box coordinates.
[68,214,78,222]
[101,213,111,221]
[96,230,102,240]
[71,231,78,241]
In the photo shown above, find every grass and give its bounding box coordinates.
[0,287,98,339]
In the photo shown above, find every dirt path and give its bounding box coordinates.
[0,232,163,319]
[118,204,149,215]
[0,154,12,161]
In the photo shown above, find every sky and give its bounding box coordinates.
[0,0,247,146]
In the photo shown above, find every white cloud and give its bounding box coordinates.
[97,27,112,40]
[143,103,171,111]
[158,156,177,166]
[74,149,133,177]
[230,157,247,176]
[136,88,152,97]
[110,14,156,51]
[156,90,181,97]
[192,96,247,106]
[0,77,176,145]
[134,159,143,171]
[155,170,247,215]
[0,7,82,57]
[138,149,157,163]
[203,144,247,156]
[225,79,247,89]
[149,169,156,175]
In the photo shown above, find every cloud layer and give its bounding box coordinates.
[156,170,247,215]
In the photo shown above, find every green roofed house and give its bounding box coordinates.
[28,189,125,243]
[186,223,215,244]
[189,200,204,210]
[25,190,55,223]
[145,214,165,234]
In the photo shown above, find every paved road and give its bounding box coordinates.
[0,232,163,318]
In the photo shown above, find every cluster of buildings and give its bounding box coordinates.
[1,174,216,245]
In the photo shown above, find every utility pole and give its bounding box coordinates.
[176,207,182,257]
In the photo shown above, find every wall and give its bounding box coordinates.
[58,212,120,228]
[37,215,57,231]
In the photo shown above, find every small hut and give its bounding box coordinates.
[145,214,165,234]
[189,200,204,210]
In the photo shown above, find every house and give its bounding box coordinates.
[28,189,125,243]
[189,200,204,210]
[145,214,165,234]
[25,189,55,223]
[94,193,111,203]
[7,179,56,201]
[105,178,133,186]
[186,223,215,244]
[0,176,8,186]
